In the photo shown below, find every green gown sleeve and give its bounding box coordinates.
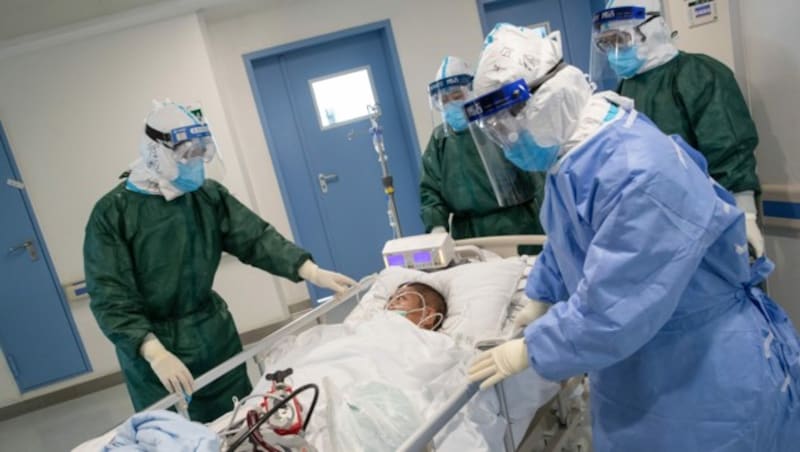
[216,182,311,282]
[419,131,450,231]
[84,198,153,359]
[675,54,760,194]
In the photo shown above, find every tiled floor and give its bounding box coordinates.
[0,384,133,451]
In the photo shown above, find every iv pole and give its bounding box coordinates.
[367,104,403,238]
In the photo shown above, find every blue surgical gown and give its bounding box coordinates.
[525,110,800,451]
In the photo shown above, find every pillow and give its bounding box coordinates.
[345,258,527,345]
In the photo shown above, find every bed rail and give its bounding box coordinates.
[455,235,546,258]
[397,382,480,452]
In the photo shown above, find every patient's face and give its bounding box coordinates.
[385,285,441,330]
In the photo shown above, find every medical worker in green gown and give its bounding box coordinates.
[592,0,764,256]
[84,101,355,422]
[420,56,546,248]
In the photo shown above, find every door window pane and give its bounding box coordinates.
[310,67,377,129]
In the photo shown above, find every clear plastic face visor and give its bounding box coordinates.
[428,74,473,112]
[145,123,217,164]
[463,64,565,207]
[590,6,659,89]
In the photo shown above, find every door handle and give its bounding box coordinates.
[8,240,39,261]
[318,173,339,194]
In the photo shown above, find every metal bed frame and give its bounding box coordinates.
[139,235,590,452]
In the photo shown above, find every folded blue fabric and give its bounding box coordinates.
[103,410,220,452]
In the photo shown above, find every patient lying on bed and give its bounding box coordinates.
[385,282,448,330]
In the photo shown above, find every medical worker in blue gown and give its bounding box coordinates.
[465,24,800,451]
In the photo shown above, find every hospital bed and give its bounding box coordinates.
[75,235,591,452]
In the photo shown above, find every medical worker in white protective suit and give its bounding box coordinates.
[465,24,800,451]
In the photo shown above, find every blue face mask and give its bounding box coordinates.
[172,159,205,193]
[443,101,469,132]
[607,46,645,79]
[503,131,560,172]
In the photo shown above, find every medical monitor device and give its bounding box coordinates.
[382,233,456,271]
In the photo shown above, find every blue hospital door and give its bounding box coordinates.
[478,0,598,73]
[249,25,424,302]
[0,122,90,391]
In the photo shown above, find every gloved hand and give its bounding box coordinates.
[431,226,447,234]
[734,191,765,257]
[140,333,194,395]
[513,298,550,329]
[468,338,530,390]
[298,260,357,294]
[744,213,765,257]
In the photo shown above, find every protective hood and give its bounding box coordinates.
[127,100,215,201]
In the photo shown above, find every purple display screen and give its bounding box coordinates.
[386,254,405,267]
[413,250,433,264]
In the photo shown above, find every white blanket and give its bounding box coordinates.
[213,312,558,451]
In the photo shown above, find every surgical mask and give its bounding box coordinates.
[607,46,645,79]
[172,159,205,193]
[503,130,560,171]
[443,101,469,132]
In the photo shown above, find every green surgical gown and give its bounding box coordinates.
[420,126,545,253]
[84,179,311,422]
[619,51,760,194]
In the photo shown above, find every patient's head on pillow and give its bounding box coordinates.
[385,282,447,331]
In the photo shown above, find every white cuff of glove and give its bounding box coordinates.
[734,191,765,257]
[734,191,757,215]
[513,298,550,329]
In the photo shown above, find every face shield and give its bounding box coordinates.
[590,6,661,88]
[428,74,473,133]
[464,62,567,207]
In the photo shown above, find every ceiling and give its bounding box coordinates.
[0,0,165,42]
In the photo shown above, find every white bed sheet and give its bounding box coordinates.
[210,312,558,451]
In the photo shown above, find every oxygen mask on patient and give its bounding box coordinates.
[384,283,444,331]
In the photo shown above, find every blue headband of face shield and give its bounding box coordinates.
[464,61,566,123]
[593,6,647,30]
[428,74,474,96]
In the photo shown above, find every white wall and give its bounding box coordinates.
[664,0,736,68]
[732,0,800,324]
[0,13,292,407]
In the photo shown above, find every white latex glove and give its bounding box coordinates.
[744,213,765,257]
[140,333,194,395]
[734,191,765,257]
[513,299,550,329]
[298,260,357,294]
[431,226,447,234]
[468,338,530,390]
